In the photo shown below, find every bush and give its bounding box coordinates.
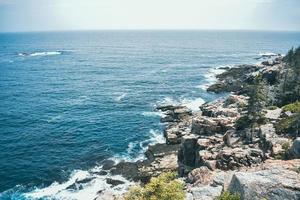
[124,172,185,200]
[216,191,240,200]
[276,114,299,135]
[282,101,300,113]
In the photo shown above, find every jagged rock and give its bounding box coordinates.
[224,94,248,108]
[228,169,300,200]
[216,148,265,170]
[158,105,192,122]
[207,64,259,93]
[189,185,223,200]
[191,116,235,135]
[187,166,214,186]
[164,127,183,144]
[223,130,239,147]
[291,138,300,158]
[145,143,179,162]
[178,135,199,169]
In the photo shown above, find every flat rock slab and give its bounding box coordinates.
[228,169,300,200]
[189,185,222,200]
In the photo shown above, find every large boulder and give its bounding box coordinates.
[178,135,199,173]
[228,169,300,200]
[291,138,300,158]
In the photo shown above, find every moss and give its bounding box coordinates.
[267,106,278,110]
[282,101,300,113]
[216,191,241,200]
[124,172,185,200]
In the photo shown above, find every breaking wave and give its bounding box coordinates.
[18,51,63,57]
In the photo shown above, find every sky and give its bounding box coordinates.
[0,0,299,32]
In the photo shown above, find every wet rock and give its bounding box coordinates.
[106,178,125,187]
[102,160,116,170]
[110,162,139,180]
[158,105,192,122]
[228,169,300,200]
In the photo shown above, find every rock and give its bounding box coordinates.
[95,191,116,200]
[102,160,116,170]
[185,192,194,200]
[224,94,248,108]
[110,162,139,181]
[189,186,223,200]
[191,116,236,135]
[178,135,199,169]
[265,108,282,121]
[228,169,300,200]
[187,166,214,186]
[216,148,265,170]
[291,138,300,158]
[145,143,179,162]
[106,178,125,187]
[158,105,192,122]
[164,127,182,144]
[223,130,239,147]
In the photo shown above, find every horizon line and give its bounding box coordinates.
[1,28,300,34]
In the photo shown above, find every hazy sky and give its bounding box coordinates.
[0,0,299,32]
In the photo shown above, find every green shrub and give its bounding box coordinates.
[276,114,299,135]
[124,172,185,200]
[282,101,300,113]
[216,191,240,200]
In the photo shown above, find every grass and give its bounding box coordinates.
[282,101,300,113]
[216,191,240,200]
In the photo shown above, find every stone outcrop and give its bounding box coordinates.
[228,169,300,200]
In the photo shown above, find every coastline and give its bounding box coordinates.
[23,52,300,200]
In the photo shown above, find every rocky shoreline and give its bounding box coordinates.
[96,54,300,200]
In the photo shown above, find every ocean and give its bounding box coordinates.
[0,30,299,199]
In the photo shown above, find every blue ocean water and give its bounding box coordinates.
[0,30,300,199]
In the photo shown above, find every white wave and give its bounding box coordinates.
[159,97,179,106]
[142,111,165,118]
[19,51,62,57]
[116,129,165,162]
[115,93,127,102]
[195,84,210,90]
[25,167,134,200]
[180,97,205,111]
[259,52,277,56]
[158,96,205,111]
